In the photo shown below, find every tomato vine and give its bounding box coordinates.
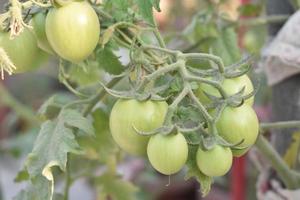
[0,0,300,199]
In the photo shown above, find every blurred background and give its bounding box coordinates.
[0,0,289,199]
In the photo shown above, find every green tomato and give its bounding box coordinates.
[109,99,168,156]
[196,75,254,106]
[216,104,259,157]
[147,132,188,175]
[32,12,54,54]
[0,28,41,73]
[46,1,100,63]
[196,145,233,177]
[243,29,265,54]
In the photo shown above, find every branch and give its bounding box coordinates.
[0,83,40,126]
[260,121,300,131]
[255,135,300,189]
[83,77,122,117]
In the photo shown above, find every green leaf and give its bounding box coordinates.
[185,146,213,197]
[13,175,52,200]
[1,128,39,157]
[238,3,263,16]
[211,27,241,66]
[14,169,30,183]
[38,93,74,120]
[101,26,115,48]
[25,109,94,197]
[97,47,124,75]
[96,172,138,200]
[135,0,155,25]
[68,61,102,86]
[79,108,118,162]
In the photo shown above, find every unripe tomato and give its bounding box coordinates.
[147,132,188,175]
[216,104,259,157]
[109,99,168,156]
[32,12,54,54]
[196,145,232,176]
[0,28,41,73]
[243,30,264,54]
[196,75,254,106]
[46,1,100,63]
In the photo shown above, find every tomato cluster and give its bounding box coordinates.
[109,74,258,177]
[109,99,188,175]
[196,74,259,176]
[0,0,100,73]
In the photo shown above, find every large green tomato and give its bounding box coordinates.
[196,145,232,177]
[109,99,168,156]
[0,28,41,73]
[196,75,254,106]
[46,1,100,63]
[216,104,259,157]
[147,133,188,175]
[32,12,54,54]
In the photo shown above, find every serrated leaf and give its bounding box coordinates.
[97,47,124,75]
[211,27,241,66]
[283,131,300,169]
[13,175,52,200]
[25,109,94,198]
[96,172,138,200]
[38,93,74,120]
[135,0,155,25]
[185,146,213,197]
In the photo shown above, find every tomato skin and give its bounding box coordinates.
[0,28,41,73]
[32,12,54,54]
[46,1,100,63]
[147,132,188,175]
[196,145,233,176]
[196,75,254,106]
[109,99,168,156]
[216,104,259,156]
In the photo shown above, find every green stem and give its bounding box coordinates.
[184,53,225,73]
[153,19,172,63]
[64,157,72,200]
[163,85,189,126]
[238,14,290,27]
[260,120,300,131]
[255,135,300,189]
[83,77,122,117]
[0,83,40,126]
[142,45,179,56]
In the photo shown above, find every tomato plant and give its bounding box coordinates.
[109,99,168,155]
[45,1,100,63]
[147,132,188,175]
[196,145,233,177]
[0,0,298,199]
